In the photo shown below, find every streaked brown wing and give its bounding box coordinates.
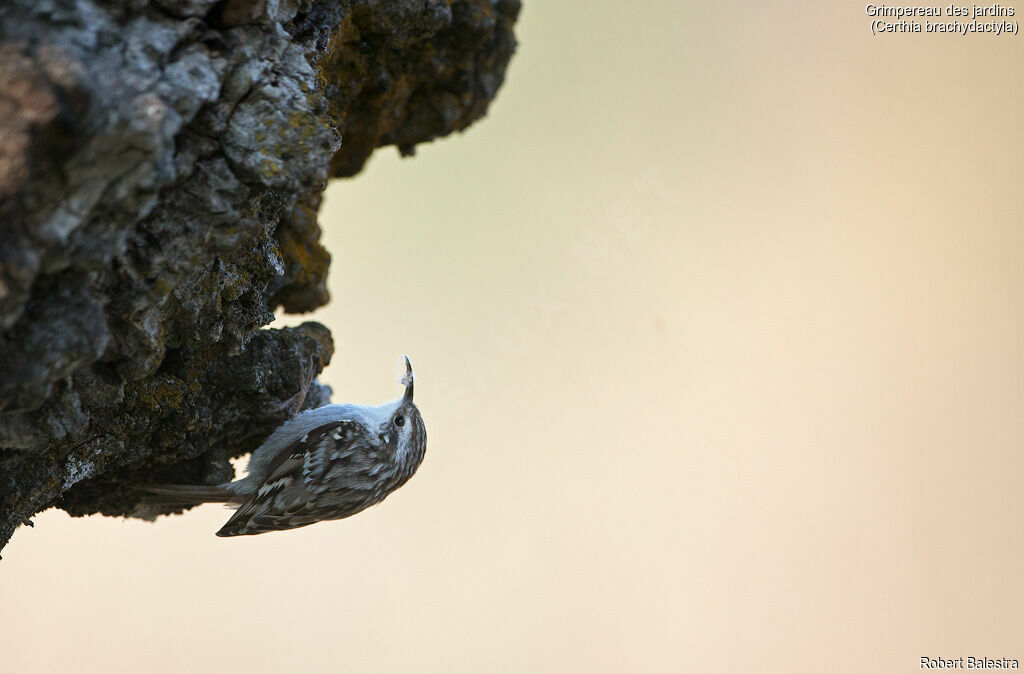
[216,420,365,537]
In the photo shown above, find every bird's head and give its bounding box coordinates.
[385,356,426,466]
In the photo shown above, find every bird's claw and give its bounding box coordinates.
[262,354,316,418]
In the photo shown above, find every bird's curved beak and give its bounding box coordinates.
[401,355,414,404]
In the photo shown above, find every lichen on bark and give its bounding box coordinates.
[0,0,519,553]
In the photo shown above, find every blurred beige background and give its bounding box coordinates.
[3,2,1023,672]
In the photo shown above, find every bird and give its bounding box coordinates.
[139,356,426,537]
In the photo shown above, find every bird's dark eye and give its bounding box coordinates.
[394,415,405,427]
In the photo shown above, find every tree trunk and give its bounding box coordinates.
[0,0,519,553]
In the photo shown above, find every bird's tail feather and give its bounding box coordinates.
[136,483,239,505]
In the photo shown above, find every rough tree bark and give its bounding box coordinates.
[0,0,519,553]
